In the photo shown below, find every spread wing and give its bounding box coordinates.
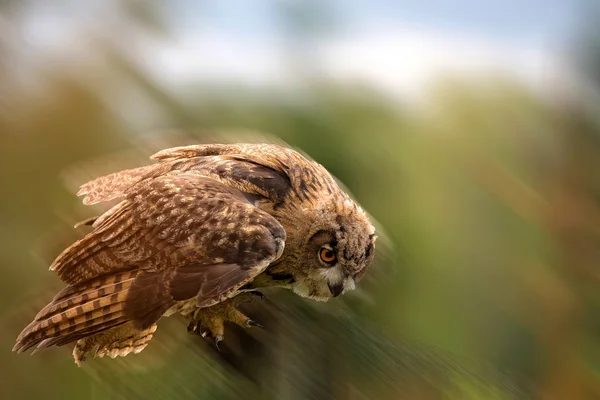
[50,174,285,323]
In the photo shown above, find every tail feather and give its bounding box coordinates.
[13,271,139,354]
[15,308,128,353]
[35,271,137,321]
[33,320,128,352]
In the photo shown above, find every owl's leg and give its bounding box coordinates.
[187,291,263,348]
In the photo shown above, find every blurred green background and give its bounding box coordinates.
[2,1,600,399]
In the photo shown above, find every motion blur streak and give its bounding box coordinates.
[1,1,599,399]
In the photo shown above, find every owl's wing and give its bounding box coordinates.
[15,174,286,353]
[52,173,284,314]
[77,143,317,206]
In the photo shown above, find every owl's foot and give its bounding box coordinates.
[187,291,263,348]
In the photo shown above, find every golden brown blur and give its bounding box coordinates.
[2,1,600,399]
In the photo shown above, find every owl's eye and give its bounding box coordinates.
[319,246,337,265]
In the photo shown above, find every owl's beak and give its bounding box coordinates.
[328,280,345,297]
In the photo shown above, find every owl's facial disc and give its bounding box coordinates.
[292,246,363,300]
[292,219,375,301]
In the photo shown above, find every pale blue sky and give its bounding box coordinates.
[168,0,579,45]
[11,0,585,101]
[141,0,581,100]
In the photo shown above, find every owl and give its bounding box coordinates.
[13,142,376,365]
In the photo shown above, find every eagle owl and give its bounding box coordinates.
[14,143,376,365]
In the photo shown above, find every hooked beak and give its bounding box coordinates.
[328,279,345,297]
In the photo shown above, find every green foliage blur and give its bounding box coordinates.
[2,2,600,399]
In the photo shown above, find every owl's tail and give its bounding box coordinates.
[13,269,140,354]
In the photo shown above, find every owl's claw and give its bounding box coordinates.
[189,292,263,345]
[247,320,264,329]
[186,321,196,335]
[214,336,223,351]
[187,320,209,337]
[188,321,224,351]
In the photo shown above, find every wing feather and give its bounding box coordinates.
[77,143,297,206]
[16,174,286,355]
[77,164,169,205]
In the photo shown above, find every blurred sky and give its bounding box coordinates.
[9,0,582,101]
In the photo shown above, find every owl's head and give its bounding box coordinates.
[290,198,376,301]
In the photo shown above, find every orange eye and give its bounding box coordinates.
[319,247,337,264]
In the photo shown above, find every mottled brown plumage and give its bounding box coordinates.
[14,142,376,365]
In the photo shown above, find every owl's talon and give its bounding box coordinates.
[189,293,263,345]
[214,336,223,351]
[247,320,264,329]
[186,321,197,335]
[199,324,210,338]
